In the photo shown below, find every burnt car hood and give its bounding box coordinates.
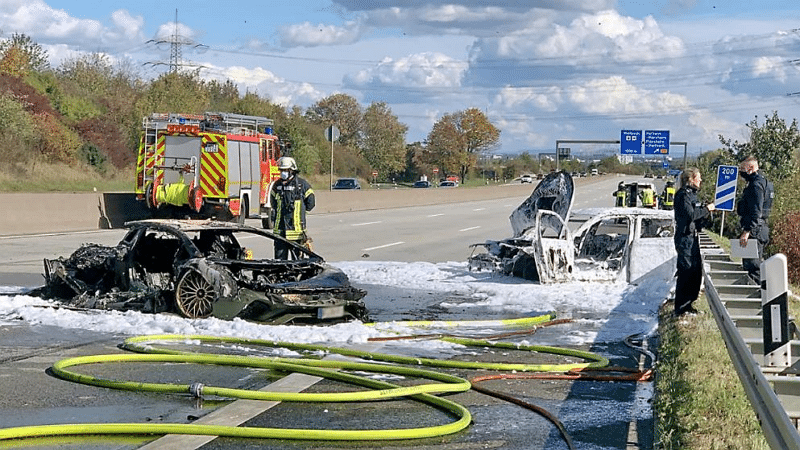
[510,171,574,238]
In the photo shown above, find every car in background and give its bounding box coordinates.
[439,180,458,188]
[520,174,533,183]
[332,178,362,190]
[32,220,369,324]
[413,180,431,188]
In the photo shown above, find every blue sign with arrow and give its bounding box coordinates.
[644,130,670,155]
[714,165,738,211]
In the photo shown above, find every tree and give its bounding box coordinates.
[719,111,800,182]
[0,33,49,76]
[425,108,500,181]
[305,93,362,147]
[360,102,407,179]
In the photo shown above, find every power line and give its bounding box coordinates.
[143,9,208,73]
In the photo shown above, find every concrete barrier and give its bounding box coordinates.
[0,184,537,236]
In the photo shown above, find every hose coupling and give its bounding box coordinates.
[189,382,204,398]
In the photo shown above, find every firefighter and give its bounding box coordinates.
[661,180,676,210]
[270,156,315,260]
[613,182,628,207]
[639,185,656,208]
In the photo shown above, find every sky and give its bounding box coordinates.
[2,1,800,157]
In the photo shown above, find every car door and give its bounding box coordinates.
[530,209,574,283]
[627,215,676,284]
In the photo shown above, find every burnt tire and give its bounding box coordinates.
[175,269,216,318]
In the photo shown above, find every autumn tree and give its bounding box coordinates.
[0,33,48,77]
[305,93,362,147]
[360,102,407,179]
[425,108,500,181]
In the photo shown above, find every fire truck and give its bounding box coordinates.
[135,112,283,228]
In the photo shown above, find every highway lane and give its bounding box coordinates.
[0,174,638,286]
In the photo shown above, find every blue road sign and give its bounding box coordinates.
[644,130,670,155]
[620,130,642,154]
[715,165,738,211]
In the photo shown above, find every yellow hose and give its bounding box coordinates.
[0,325,609,443]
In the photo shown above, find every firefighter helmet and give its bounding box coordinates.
[277,156,298,171]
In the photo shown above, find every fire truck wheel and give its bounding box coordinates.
[236,197,248,224]
[145,183,156,210]
[175,269,215,319]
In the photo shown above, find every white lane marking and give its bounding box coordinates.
[352,221,382,227]
[459,226,481,232]
[363,241,405,251]
[473,208,485,211]
[427,213,445,218]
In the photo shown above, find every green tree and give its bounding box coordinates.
[305,93,362,147]
[360,102,407,180]
[425,108,500,181]
[719,111,800,182]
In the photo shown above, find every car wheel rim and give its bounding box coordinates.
[175,270,215,318]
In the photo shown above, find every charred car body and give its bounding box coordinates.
[468,172,676,284]
[33,220,368,324]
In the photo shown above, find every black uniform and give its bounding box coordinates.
[673,184,711,316]
[270,175,315,260]
[737,171,769,283]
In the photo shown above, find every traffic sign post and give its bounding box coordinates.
[620,130,642,155]
[715,164,738,235]
[644,130,670,155]
[326,125,340,191]
[714,165,738,211]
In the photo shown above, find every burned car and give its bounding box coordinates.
[468,171,676,284]
[33,220,368,324]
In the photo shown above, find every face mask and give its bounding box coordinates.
[280,171,290,180]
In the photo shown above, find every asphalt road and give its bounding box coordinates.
[0,174,663,450]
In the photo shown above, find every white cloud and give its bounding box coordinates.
[347,52,467,88]
[0,2,145,50]
[280,21,362,48]
[752,56,789,83]
[568,76,690,115]
[202,65,326,107]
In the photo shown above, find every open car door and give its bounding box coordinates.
[468,171,575,283]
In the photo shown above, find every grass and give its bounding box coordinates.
[0,162,131,192]
[655,230,800,449]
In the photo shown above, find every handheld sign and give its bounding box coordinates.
[714,165,738,211]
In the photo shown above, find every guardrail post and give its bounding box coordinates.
[763,254,791,368]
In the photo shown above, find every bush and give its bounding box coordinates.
[771,210,800,284]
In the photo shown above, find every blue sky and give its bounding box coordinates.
[2,1,800,157]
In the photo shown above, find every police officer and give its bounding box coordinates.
[673,168,716,317]
[736,156,769,284]
[613,182,628,207]
[661,180,676,210]
[270,156,315,260]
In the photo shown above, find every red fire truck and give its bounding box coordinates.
[135,112,282,227]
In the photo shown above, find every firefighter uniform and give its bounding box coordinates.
[271,173,315,260]
[640,186,656,208]
[661,183,675,210]
[613,183,628,207]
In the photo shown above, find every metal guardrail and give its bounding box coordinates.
[700,233,800,449]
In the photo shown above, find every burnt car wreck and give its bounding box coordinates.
[32,220,368,324]
[469,171,676,284]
